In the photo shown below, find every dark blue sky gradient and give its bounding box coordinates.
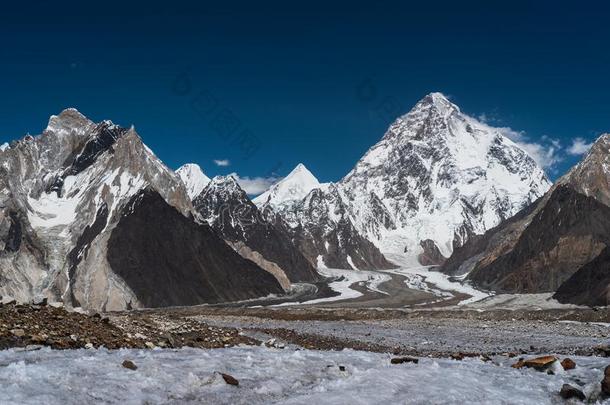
[0,1,608,182]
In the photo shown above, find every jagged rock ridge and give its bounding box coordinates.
[181,172,319,289]
[0,109,283,310]
[255,165,395,270]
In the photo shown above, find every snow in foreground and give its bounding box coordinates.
[0,346,608,404]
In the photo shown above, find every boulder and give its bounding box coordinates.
[559,384,586,401]
[221,373,239,386]
[512,355,557,371]
[561,358,576,371]
[391,357,419,364]
[602,365,610,396]
[10,329,25,337]
[122,360,138,370]
[524,356,557,370]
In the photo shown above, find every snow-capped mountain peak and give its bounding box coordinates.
[204,175,244,196]
[418,92,459,115]
[338,92,552,259]
[176,163,211,199]
[253,163,322,207]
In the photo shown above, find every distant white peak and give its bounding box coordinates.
[176,163,211,199]
[0,142,9,152]
[253,163,321,206]
[208,175,242,191]
[45,108,94,135]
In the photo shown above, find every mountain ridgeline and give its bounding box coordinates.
[253,93,551,270]
[441,134,610,306]
[0,109,283,311]
[0,92,602,311]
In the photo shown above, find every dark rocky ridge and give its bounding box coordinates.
[553,246,610,306]
[444,185,610,293]
[107,189,284,308]
[441,134,610,305]
[418,239,447,266]
[193,176,319,285]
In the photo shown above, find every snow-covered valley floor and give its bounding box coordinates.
[1,346,608,404]
[274,253,491,309]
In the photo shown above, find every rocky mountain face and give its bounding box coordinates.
[180,172,319,289]
[0,109,282,310]
[255,93,550,268]
[254,165,394,270]
[441,134,610,306]
[106,189,282,307]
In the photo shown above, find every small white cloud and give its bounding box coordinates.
[496,127,562,169]
[213,159,231,167]
[229,173,279,195]
[477,113,489,123]
[567,137,593,155]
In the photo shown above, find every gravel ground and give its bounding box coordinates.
[196,313,610,357]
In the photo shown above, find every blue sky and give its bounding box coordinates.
[0,1,608,193]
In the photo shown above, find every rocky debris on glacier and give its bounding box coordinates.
[0,301,256,350]
[390,356,419,364]
[220,372,239,386]
[562,358,577,370]
[512,355,558,371]
[0,346,609,405]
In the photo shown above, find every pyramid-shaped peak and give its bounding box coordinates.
[252,163,321,207]
[176,163,211,200]
[45,108,94,135]
[415,92,460,114]
[286,163,318,180]
[210,174,240,188]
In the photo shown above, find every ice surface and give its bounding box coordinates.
[278,265,391,306]
[384,253,491,305]
[0,346,607,404]
[295,253,488,307]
